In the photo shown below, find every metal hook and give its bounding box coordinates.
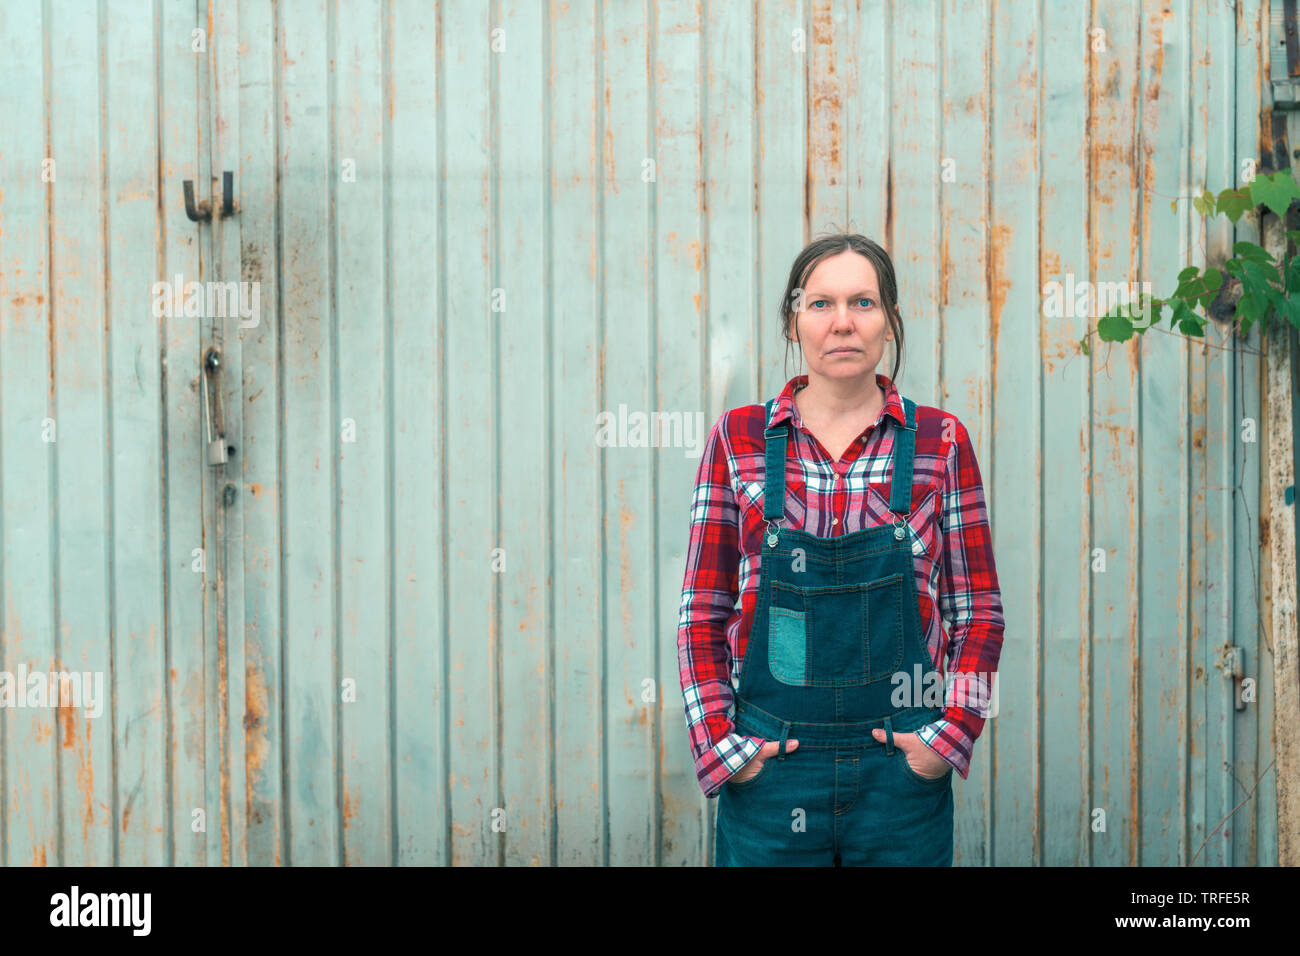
[221,170,235,218]
[183,171,237,222]
[183,179,210,221]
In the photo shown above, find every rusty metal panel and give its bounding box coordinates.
[0,0,1277,868]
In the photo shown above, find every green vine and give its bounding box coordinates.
[1079,169,1300,355]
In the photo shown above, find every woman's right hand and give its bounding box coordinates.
[730,739,799,784]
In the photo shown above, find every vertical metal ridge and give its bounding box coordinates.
[595,0,610,869]
[272,0,291,868]
[645,0,661,866]
[1083,0,1097,869]
[153,0,173,867]
[489,0,504,869]
[327,0,342,867]
[381,0,397,868]
[1178,0,1195,866]
[96,0,112,870]
[1034,0,1047,870]
[41,0,62,869]
[1130,0,1144,868]
[542,0,556,870]
[686,0,708,868]
[435,0,452,869]
[982,0,995,865]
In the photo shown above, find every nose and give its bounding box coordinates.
[830,303,854,329]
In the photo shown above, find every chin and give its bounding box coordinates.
[818,364,875,379]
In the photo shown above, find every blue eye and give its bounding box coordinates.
[857,297,874,308]
[811,299,827,308]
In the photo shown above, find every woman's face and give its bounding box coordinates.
[791,250,893,384]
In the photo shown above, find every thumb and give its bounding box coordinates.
[761,738,799,758]
[871,728,907,747]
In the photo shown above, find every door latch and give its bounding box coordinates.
[1222,644,1246,712]
[202,346,228,466]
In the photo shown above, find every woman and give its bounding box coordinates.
[676,233,1005,866]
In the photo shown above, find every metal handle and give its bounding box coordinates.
[202,347,228,466]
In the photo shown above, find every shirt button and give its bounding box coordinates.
[831,517,839,525]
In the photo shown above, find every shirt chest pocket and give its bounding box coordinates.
[734,468,806,529]
[863,482,943,558]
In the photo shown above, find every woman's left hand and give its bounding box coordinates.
[871,728,950,779]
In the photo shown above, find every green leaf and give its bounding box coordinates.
[1168,298,1202,337]
[1288,229,1300,247]
[1177,265,1199,281]
[1237,292,1264,326]
[1288,256,1300,294]
[1217,188,1254,223]
[1241,258,1282,292]
[1264,284,1288,317]
[1127,294,1162,330]
[1222,258,1244,278]
[1233,241,1274,264]
[1097,312,1134,343]
[1248,171,1300,218]
[1079,335,1091,357]
[1286,295,1300,330]
[1178,315,1205,337]
[1202,267,1223,292]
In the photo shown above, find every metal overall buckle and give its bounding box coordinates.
[892,511,910,541]
[765,519,780,548]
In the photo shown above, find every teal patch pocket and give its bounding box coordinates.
[768,606,807,685]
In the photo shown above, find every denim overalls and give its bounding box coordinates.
[714,394,954,866]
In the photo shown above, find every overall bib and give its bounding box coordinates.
[714,395,954,866]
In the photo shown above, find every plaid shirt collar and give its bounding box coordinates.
[767,373,907,433]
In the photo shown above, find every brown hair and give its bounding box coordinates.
[778,233,905,382]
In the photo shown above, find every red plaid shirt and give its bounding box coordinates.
[676,373,1005,798]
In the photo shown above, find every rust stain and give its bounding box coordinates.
[343,785,358,828]
[1042,249,1062,278]
[55,671,98,840]
[33,845,46,866]
[939,228,950,308]
[619,480,634,633]
[244,663,269,774]
[58,696,76,748]
[884,158,893,241]
[603,77,617,191]
[988,221,1012,335]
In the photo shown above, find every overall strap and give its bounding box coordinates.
[762,398,787,521]
[887,396,918,516]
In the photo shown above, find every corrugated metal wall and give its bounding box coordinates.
[0,0,1279,866]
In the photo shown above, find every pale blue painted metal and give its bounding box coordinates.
[0,0,1277,867]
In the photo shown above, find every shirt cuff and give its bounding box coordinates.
[697,732,766,799]
[914,714,981,780]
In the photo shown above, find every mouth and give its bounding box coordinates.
[827,347,861,355]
